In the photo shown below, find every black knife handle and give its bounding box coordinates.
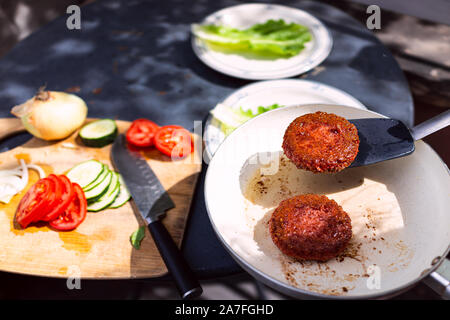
[147,220,202,299]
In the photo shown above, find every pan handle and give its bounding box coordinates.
[410,109,450,141]
[423,258,450,300]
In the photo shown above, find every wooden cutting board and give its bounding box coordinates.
[0,118,202,279]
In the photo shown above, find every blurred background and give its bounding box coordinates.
[0,0,448,299]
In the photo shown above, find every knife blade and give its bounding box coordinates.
[111,134,202,299]
[111,135,174,222]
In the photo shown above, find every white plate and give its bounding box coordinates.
[204,79,366,160]
[191,3,333,80]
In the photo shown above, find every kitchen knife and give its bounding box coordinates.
[111,134,202,299]
[349,109,450,167]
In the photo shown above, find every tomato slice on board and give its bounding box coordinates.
[15,178,53,228]
[126,119,159,147]
[49,183,86,231]
[41,175,75,222]
[154,125,193,159]
[33,174,61,222]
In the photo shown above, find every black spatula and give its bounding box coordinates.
[349,110,450,167]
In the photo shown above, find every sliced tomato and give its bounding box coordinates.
[154,125,193,159]
[41,175,75,222]
[126,119,159,147]
[15,178,53,228]
[33,174,61,222]
[49,183,87,231]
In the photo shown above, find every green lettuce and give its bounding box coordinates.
[191,19,312,57]
[210,103,284,136]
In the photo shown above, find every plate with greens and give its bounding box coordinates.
[191,3,332,80]
[203,79,366,160]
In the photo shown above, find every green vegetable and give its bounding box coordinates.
[191,19,312,57]
[130,226,146,249]
[84,170,113,201]
[84,165,109,191]
[210,103,284,136]
[109,174,131,209]
[66,160,104,189]
[238,104,283,117]
[87,172,120,212]
[68,160,131,212]
[79,119,118,148]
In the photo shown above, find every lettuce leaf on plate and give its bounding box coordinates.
[191,19,312,57]
[210,103,284,136]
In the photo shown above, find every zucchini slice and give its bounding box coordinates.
[84,170,113,201]
[79,119,118,148]
[66,160,104,189]
[83,165,108,191]
[109,174,131,209]
[87,172,120,212]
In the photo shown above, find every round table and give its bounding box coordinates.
[0,0,413,280]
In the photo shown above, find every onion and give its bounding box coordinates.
[0,160,45,204]
[26,164,45,178]
[0,176,23,204]
[17,159,29,191]
[11,89,88,141]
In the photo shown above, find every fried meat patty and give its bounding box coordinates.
[269,194,352,262]
[282,111,359,173]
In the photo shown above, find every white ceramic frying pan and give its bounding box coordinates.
[204,104,450,299]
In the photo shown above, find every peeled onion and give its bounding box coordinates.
[11,90,88,141]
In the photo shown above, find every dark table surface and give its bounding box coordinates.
[0,0,414,281]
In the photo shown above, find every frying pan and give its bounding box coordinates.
[204,104,450,299]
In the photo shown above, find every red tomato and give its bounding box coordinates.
[49,183,87,231]
[154,125,193,159]
[126,119,159,147]
[16,178,53,228]
[41,175,75,222]
[34,174,61,222]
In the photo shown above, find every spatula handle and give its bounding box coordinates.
[148,220,203,299]
[410,109,450,141]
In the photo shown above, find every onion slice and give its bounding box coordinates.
[0,169,22,177]
[0,176,23,204]
[0,160,45,204]
[26,163,45,179]
[17,159,28,191]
